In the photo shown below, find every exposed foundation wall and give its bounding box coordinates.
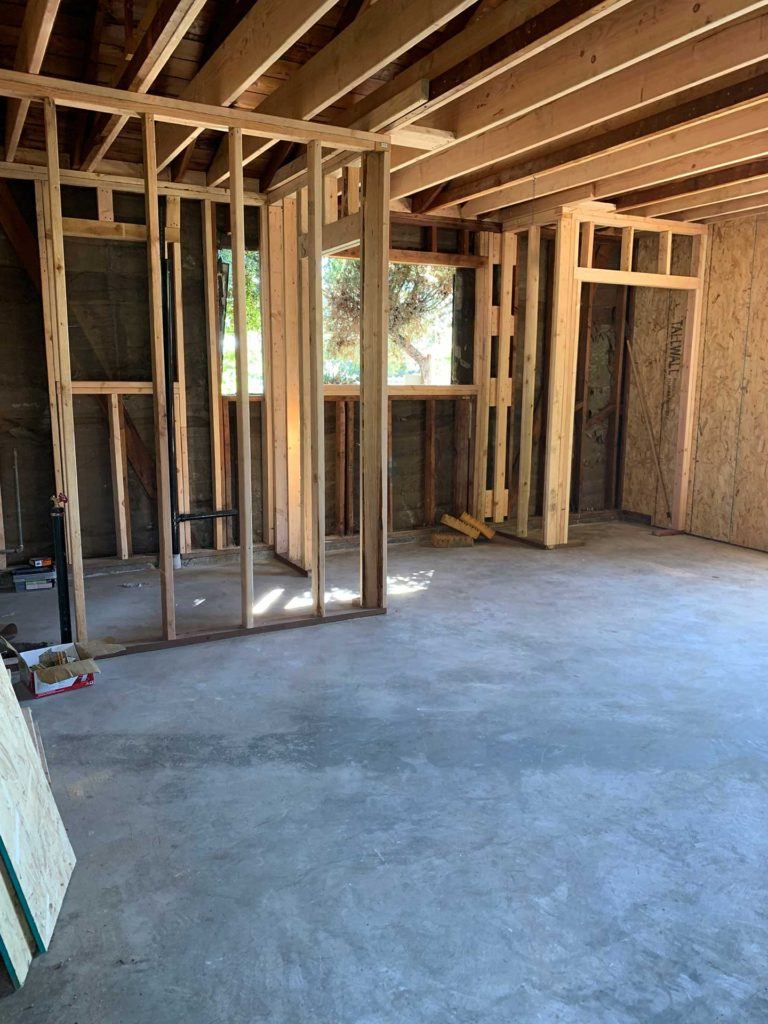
[622,214,768,553]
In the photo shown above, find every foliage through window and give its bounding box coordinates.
[219,251,457,394]
[219,248,264,395]
[323,258,456,385]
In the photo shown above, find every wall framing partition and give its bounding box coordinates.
[500,202,708,547]
[0,68,390,651]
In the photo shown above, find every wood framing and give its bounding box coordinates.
[107,395,132,560]
[516,225,540,537]
[306,142,326,615]
[5,0,61,162]
[229,127,254,628]
[42,99,87,640]
[471,232,493,519]
[142,113,176,639]
[360,147,391,608]
[202,200,226,549]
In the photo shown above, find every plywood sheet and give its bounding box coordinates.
[653,236,692,526]
[730,215,768,550]
[0,661,76,953]
[0,859,34,989]
[622,235,669,518]
[689,219,756,542]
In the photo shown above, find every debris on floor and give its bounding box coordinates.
[16,638,125,699]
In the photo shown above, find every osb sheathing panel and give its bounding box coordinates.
[653,236,692,527]
[624,214,768,553]
[729,216,768,550]
[621,235,669,518]
[690,218,756,543]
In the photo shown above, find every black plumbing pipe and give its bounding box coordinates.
[51,506,72,644]
[160,202,181,560]
[176,509,238,524]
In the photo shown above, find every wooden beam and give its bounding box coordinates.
[359,146,391,608]
[205,0,475,185]
[671,190,768,221]
[42,99,87,639]
[306,142,327,614]
[141,113,175,639]
[61,216,149,241]
[516,225,540,537]
[298,211,362,257]
[154,0,337,171]
[266,203,288,553]
[229,128,254,627]
[0,69,388,153]
[339,0,592,134]
[5,0,61,162]
[167,197,191,553]
[574,266,699,289]
[80,0,207,170]
[0,157,264,205]
[202,200,226,549]
[461,95,768,217]
[617,159,768,216]
[107,395,132,559]
[401,15,768,207]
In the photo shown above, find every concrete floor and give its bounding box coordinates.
[2,521,768,1023]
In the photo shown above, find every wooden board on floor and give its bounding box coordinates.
[0,660,75,954]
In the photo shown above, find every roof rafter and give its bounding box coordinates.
[5,0,61,162]
[391,0,768,201]
[205,0,479,186]
[154,0,339,173]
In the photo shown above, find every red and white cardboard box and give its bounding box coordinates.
[17,642,98,698]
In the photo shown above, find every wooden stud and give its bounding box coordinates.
[671,232,708,530]
[657,230,673,275]
[516,225,540,537]
[229,127,254,627]
[307,141,327,615]
[202,200,226,548]
[471,231,493,519]
[267,203,288,554]
[335,399,346,536]
[283,194,303,565]
[387,398,393,532]
[298,186,313,569]
[43,99,87,640]
[258,202,275,547]
[424,398,436,526]
[619,226,635,272]
[166,196,191,553]
[345,398,355,534]
[453,396,470,516]
[492,229,516,521]
[107,394,132,559]
[542,210,579,548]
[360,147,390,609]
[141,112,175,638]
[96,187,114,221]
[343,164,360,216]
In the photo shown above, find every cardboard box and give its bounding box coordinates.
[17,639,124,698]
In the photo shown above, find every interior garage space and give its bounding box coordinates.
[1,0,768,1020]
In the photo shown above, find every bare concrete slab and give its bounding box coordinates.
[2,522,768,1022]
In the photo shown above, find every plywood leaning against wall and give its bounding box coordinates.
[0,660,76,957]
[622,214,768,553]
[0,856,35,989]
